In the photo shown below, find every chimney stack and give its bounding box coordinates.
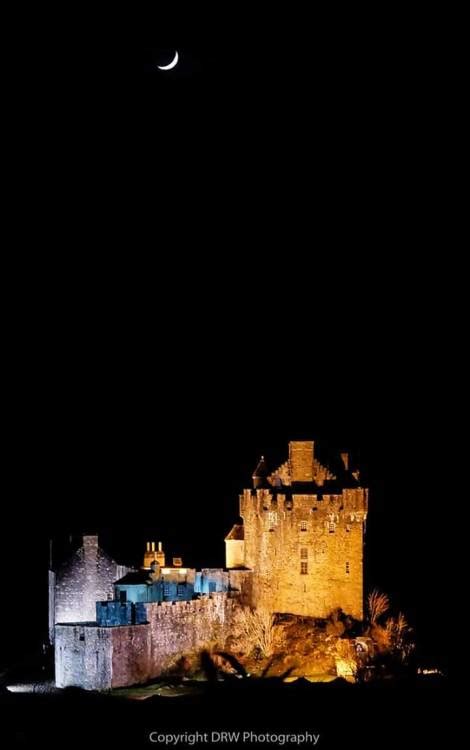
[83,535,98,562]
[289,441,314,482]
[143,540,166,569]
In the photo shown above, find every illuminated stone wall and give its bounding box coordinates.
[51,535,128,641]
[226,569,253,606]
[55,623,114,690]
[55,594,237,689]
[289,441,315,482]
[225,539,245,568]
[240,443,368,620]
[144,594,235,681]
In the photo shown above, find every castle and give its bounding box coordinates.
[52,440,368,689]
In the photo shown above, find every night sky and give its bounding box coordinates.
[1,8,446,675]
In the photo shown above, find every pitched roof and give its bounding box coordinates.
[115,570,152,586]
[225,524,244,541]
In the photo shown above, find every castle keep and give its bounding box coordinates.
[229,441,368,619]
[53,440,368,689]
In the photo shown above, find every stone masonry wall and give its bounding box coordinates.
[227,569,253,606]
[52,536,128,638]
[55,593,236,690]
[144,594,235,681]
[225,539,245,569]
[241,487,368,619]
[111,624,152,687]
[55,623,113,689]
[289,441,315,482]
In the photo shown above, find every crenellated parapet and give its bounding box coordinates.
[145,592,234,621]
[55,593,239,690]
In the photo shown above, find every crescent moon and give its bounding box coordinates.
[157,51,179,71]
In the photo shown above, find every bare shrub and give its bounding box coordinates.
[231,607,276,658]
[367,589,390,624]
[369,608,415,670]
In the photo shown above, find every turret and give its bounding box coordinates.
[252,455,269,489]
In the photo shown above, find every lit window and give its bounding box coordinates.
[346,562,350,574]
[300,561,308,575]
[300,521,308,531]
[268,511,278,528]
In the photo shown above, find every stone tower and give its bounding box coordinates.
[226,440,368,619]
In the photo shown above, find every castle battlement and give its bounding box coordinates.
[234,442,368,619]
[145,592,232,619]
[55,592,237,690]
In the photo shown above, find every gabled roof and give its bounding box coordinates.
[115,570,152,586]
[225,524,244,541]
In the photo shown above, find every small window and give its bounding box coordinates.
[300,547,308,559]
[346,562,350,574]
[300,521,308,531]
[328,522,335,534]
[300,561,308,575]
[163,583,171,597]
[119,590,127,603]
[268,511,278,528]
